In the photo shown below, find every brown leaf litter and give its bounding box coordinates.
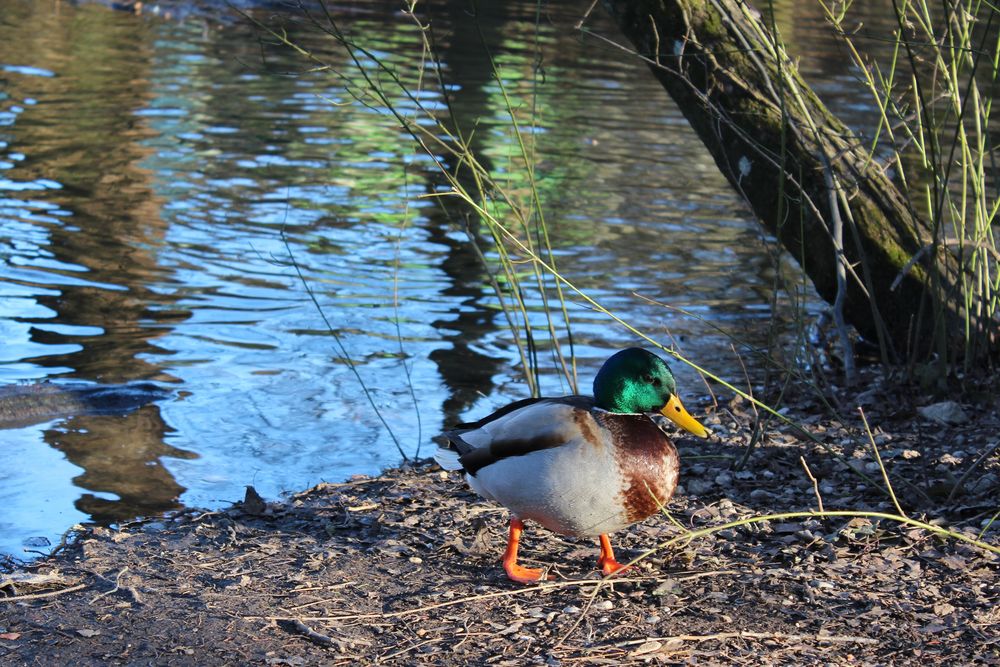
[1,370,998,665]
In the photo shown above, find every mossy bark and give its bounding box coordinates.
[601,0,967,361]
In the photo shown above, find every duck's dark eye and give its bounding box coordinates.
[652,377,662,388]
[642,374,653,384]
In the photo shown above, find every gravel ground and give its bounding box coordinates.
[2,368,998,665]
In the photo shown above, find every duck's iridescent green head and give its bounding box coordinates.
[593,348,709,437]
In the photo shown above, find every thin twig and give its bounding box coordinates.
[552,542,739,650]
[47,525,83,559]
[0,583,87,602]
[732,342,762,471]
[277,618,336,648]
[553,573,609,649]
[378,637,443,662]
[654,509,1000,557]
[90,567,132,604]
[264,579,603,622]
[821,157,857,385]
[279,225,409,461]
[286,581,358,611]
[573,0,599,30]
[263,571,735,627]
[947,439,1000,504]
[980,511,1000,541]
[800,456,825,512]
[392,167,423,458]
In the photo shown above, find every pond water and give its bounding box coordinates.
[0,0,892,558]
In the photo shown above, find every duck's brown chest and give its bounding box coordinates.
[596,412,681,523]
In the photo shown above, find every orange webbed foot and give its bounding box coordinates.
[504,562,552,584]
[598,557,631,576]
[502,517,553,585]
[598,534,632,577]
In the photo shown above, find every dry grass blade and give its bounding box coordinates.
[264,579,604,623]
[612,631,880,646]
[859,407,906,518]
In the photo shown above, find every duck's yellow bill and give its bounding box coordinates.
[661,394,710,438]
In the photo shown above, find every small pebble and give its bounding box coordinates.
[918,401,969,425]
[685,479,710,495]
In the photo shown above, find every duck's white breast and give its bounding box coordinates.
[459,400,681,537]
[467,435,633,536]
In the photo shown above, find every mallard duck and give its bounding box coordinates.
[435,347,708,583]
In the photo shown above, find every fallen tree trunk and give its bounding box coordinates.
[599,0,974,364]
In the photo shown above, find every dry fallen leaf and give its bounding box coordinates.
[629,640,662,656]
[241,486,267,515]
[347,503,379,512]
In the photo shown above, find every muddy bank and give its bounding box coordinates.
[2,375,998,665]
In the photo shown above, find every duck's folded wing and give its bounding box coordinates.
[440,396,595,475]
[450,396,554,431]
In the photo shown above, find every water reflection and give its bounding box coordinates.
[0,0,871,558]
[0,3,199,548]
[2,2,185,384]
[46,406,195,522]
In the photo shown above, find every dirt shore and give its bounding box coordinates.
[2,372,998,665]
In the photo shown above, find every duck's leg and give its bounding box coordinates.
[502,517,550,583]
[597,534,630,576]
